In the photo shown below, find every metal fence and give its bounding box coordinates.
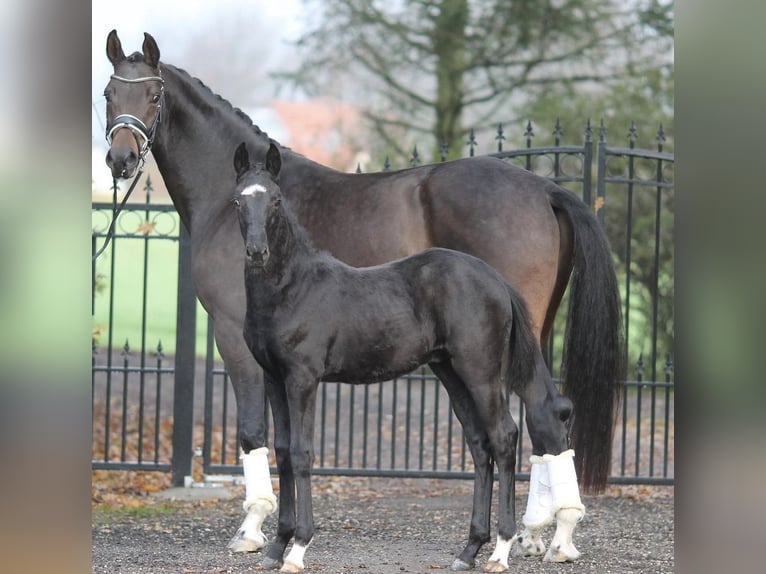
[92,119,674,486]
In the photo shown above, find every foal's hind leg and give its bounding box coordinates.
[443,354,520,573]
[430,363,494,571]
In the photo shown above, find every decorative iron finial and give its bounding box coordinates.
[524,120,534,144]
[156,340,165,359]
[495,123,505,152]
[636,353,645,379]
[356,163,362,174]
[466,128,477,157]
[122,339,131,356]
[553,117,563,144]
[599,119,607,143]
[584,118,593,143]
[628,121,638,146]
[383,156,391,172]
[145,175,153,202]
[664,354,674,378]
[410,145,421,167]
[656,124,666,151]
[440,138,449,162]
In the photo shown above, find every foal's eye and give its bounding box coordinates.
[151,94,161,104]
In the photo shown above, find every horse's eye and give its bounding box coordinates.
[151,94,161,104]
[232,198,240,208]
[103,91,111,103]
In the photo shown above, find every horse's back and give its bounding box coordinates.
[417,157,562,332]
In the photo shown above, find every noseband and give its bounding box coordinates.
[105,73,165,166]
[95,72,164,261]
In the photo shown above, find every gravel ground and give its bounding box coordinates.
[92,477,673,573]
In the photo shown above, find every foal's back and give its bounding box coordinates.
[283,247,516,384]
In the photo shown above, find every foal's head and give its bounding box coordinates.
[233,141,283,267]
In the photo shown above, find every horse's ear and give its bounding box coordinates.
[233,142,250,179]
[265,142,282,179]
[142,33,161,69]
[106,30,125,65]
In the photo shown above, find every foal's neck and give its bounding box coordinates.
[250,200,319,289]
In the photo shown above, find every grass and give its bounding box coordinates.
[92,218,217,358]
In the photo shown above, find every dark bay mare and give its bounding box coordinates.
[103,30,623,558]
[233,142,573,572]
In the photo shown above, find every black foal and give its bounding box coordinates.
[234,142,565,573]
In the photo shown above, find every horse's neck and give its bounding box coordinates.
[152,64,274,230]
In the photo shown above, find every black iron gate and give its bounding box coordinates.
[92,119,674,486]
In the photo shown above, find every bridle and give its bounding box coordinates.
[105,72,165,172]
[94,71,164,261]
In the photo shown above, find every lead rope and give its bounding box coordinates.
[92,166,145,261]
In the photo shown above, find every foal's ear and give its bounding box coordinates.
[233,142,250,179]
[142,33,161,69]
[265,142,282,179]
[106,30,125,65]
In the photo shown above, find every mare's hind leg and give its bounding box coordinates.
[512,350,583,562]
[430,363,494,571]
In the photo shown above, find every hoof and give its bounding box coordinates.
[543,543,580,563]
[261,556,284,570]
[227,529,267,553]
[280,559,303,573]
[483,560,508,573]
[451,558,474,571]
[510,533,546,558]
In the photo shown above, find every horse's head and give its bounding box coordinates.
[233,141,283,267]
[103,30,164,180]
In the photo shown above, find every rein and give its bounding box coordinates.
[94,73,164,261]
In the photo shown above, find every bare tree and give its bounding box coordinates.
[279,0,674,162]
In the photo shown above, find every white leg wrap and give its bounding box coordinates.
[282,542,309,573]
[543,450,584,562]
[227,448,277,552]
[523,455,555,528]
[486,535,513,571]
[242,447,278,514]
[545,449,584,515]
[510,455,552,558]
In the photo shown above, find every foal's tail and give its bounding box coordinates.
[549,186,625,494]
[506,285,539,393]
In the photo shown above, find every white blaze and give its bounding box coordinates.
[241,183,268,196]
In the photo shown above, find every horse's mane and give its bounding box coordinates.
[126,51,297,154]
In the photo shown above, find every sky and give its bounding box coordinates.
[92,1,306,185]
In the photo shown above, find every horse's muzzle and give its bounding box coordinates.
[106,146,139,179]
[246,244,270,267]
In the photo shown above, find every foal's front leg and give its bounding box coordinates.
[280,372,320,573]
[261,373,296,570]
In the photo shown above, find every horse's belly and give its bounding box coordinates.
[322,327,436,385]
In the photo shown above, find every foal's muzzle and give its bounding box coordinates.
[246,244,270,266]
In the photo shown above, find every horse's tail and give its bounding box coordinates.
[549,186,625,494]
[506,284,539,393]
